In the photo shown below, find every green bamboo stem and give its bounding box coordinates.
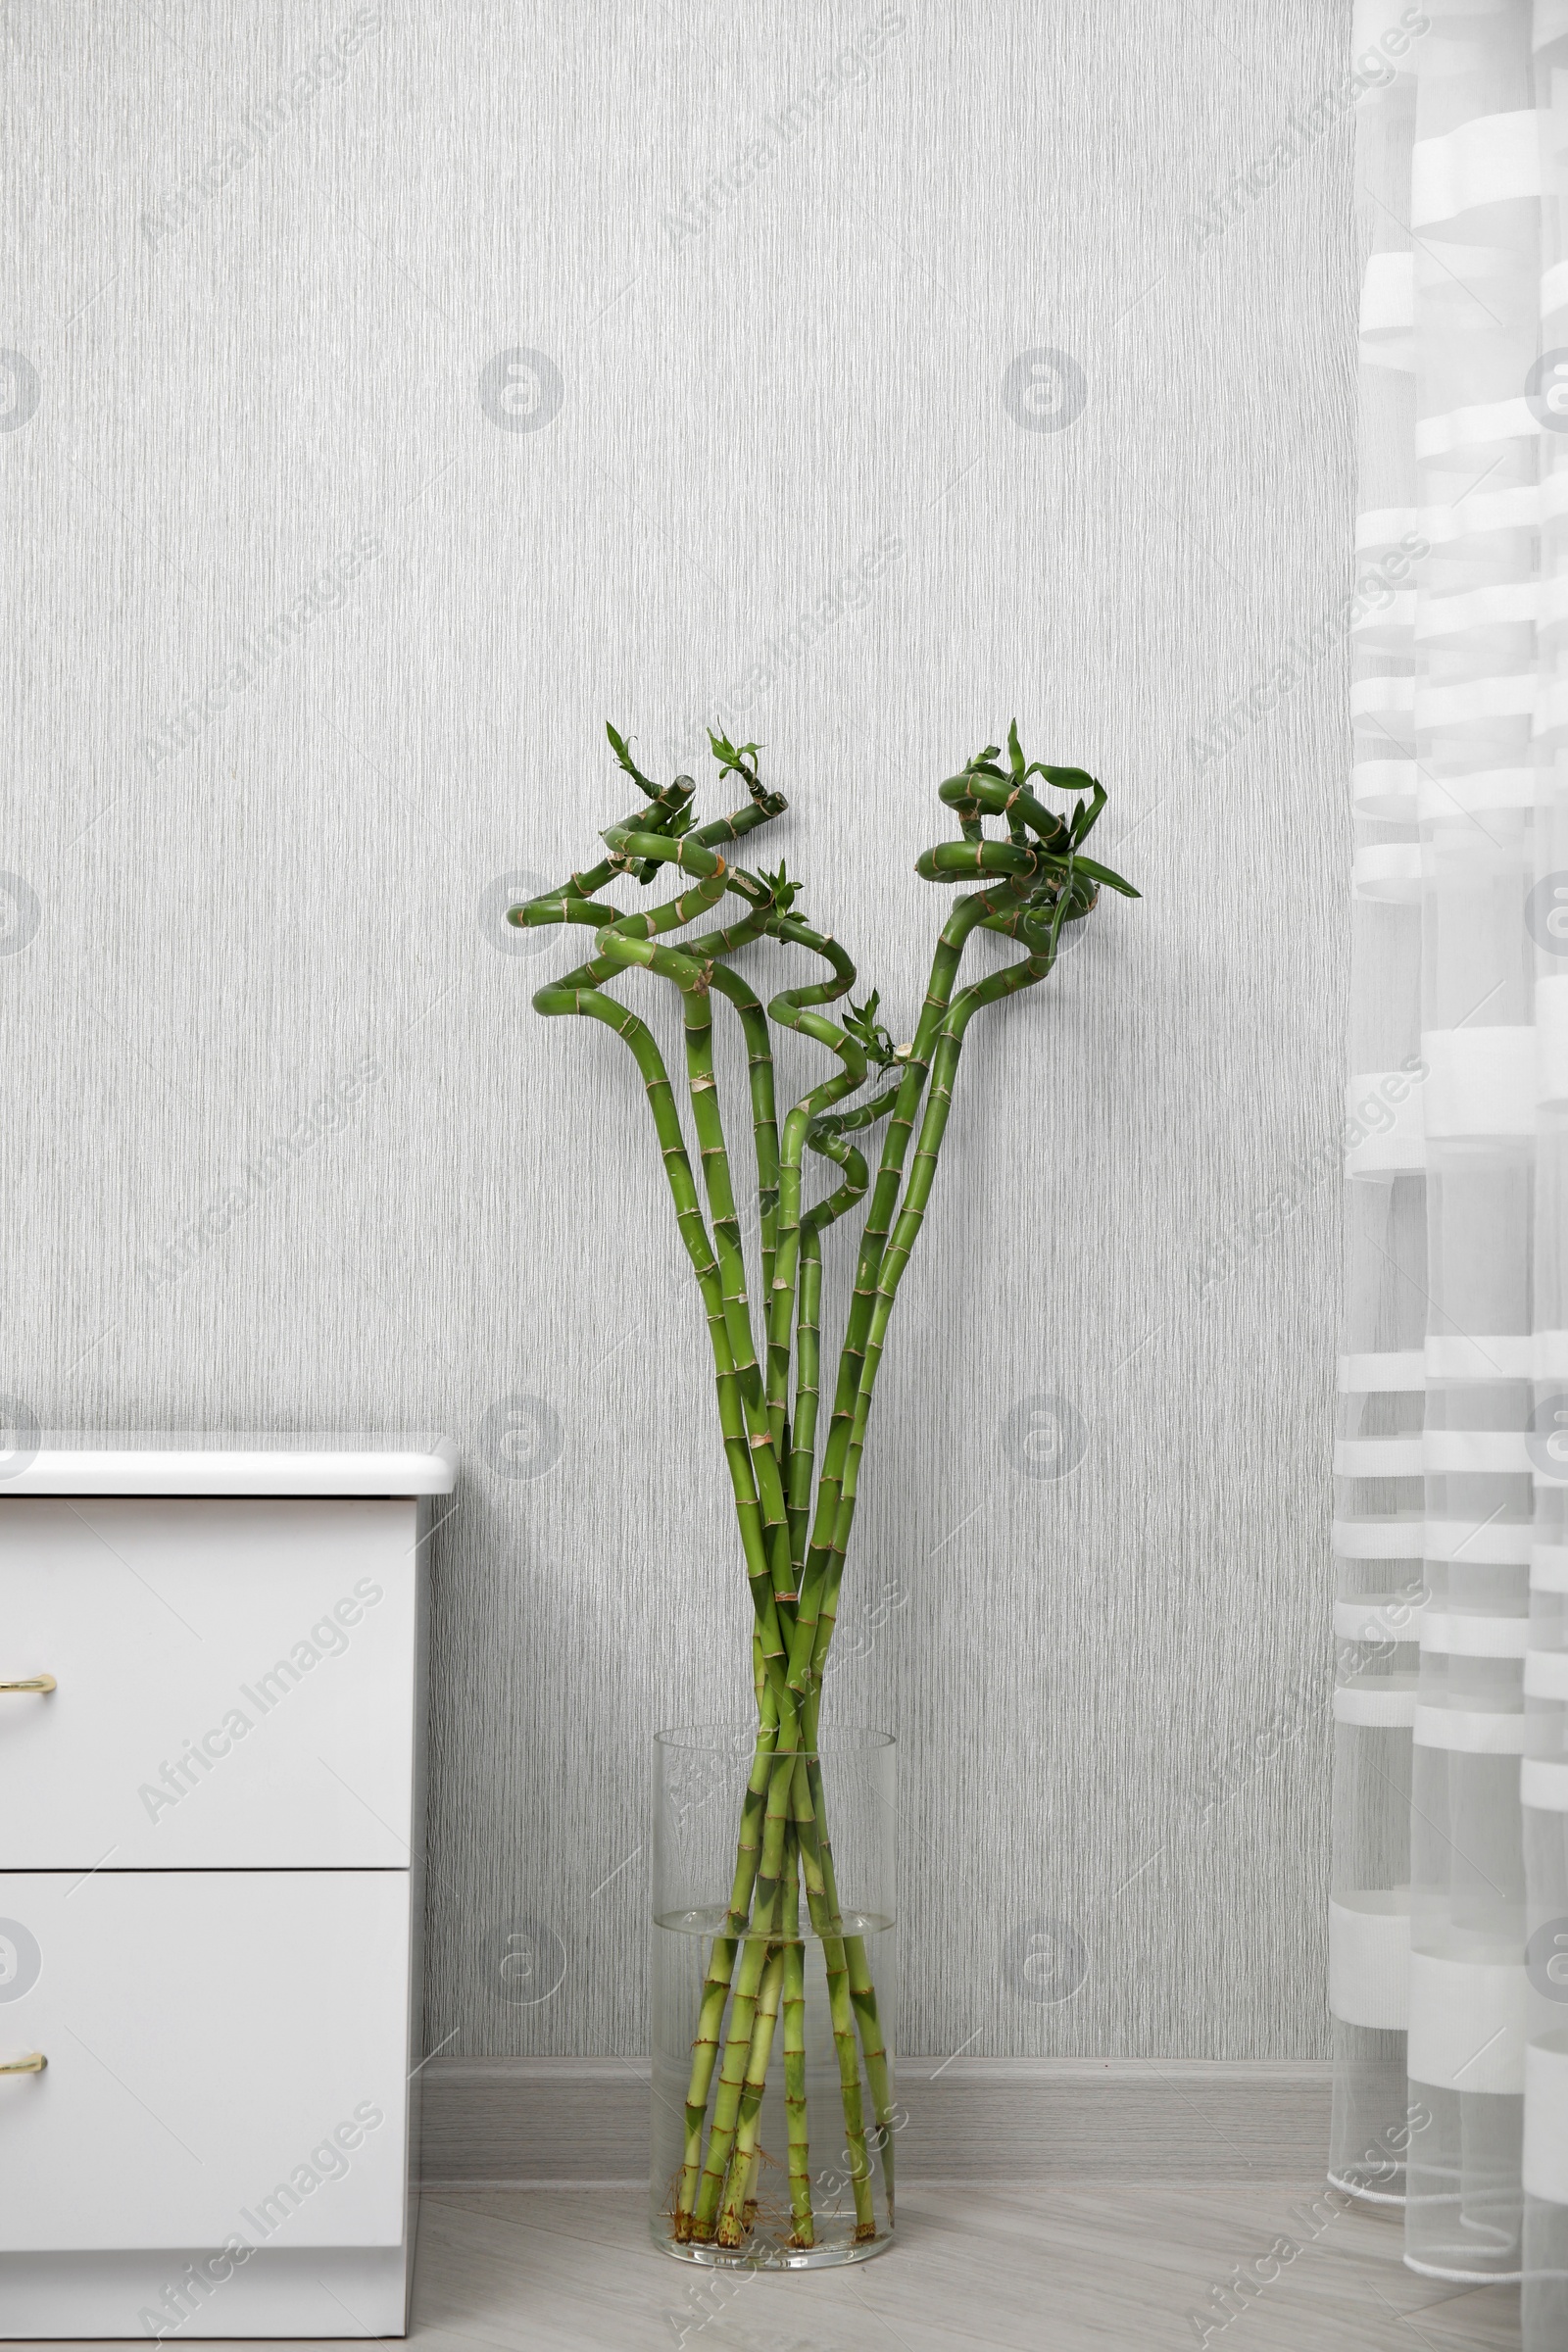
[686,913,889,2228]
[518,794,787,986]
[530,982,794,1712]
[706,963,782,1305]
[781,1838,813,2246]
[762,921,865,1467]
[813,940,1065,1650]
[802,1127,871,1233]
[691,1928,773,2241]
[740,1674,783,1886]
[937,760,1091,837]
[601,888,780,1300]
[808,1083,904,1153]
[783,886,1016,1698]
[516,753,822,2238]
[680,986,797,1624]
[683,873,836,1312]
[912,836,1042,882]
[839,948,1054,1500]
[797,1691,896,2225]
[591,842,797,1624]
[780,895,1059,2233]
[845,1942,893,2219]
[689,1732,802,2236]
[511,776,693,926]
[577,861,728,943]
[785,1113,883,1569]
[793,964,1060,2226]
[584,854,843,2238]
[675,1964,732,2240]
[717,1933,787,2245]
[786,1231,821,1575]
[673,1693,780,2237]
[785,1757,876,2238]
[691,1736,808,2236]
[515,805,794,1585]
[702,884,1035,2239]
[816,925,1054,1681]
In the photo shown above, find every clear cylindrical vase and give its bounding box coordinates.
[651,1724,898,2269]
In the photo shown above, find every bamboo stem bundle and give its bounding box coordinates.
[514,722,1135,2254]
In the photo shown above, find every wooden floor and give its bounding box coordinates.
[409,2182,1516,2351]
[10,2184,1523,2349]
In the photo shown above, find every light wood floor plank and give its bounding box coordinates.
[4,2183,1519,2350]
[415,2183,1520,2352]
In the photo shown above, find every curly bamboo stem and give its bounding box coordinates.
[786,1231,821,1577]
[708,964,782,1304]
[763,919,864,1468]
[783,1106,886,1571]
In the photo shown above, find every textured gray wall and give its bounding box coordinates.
[0,1,1352,2059]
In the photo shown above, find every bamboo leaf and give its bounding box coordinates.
[1069,782,1107,844]
[1006,719,1025,780]
[710,728,784,811]
[1065,853,1140,898]
[758,860,801,916]
[1024,760,1098,795]
[843,991,898,1068]
[605,720,661,800]
[710,728,763,773]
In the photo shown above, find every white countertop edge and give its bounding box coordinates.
[0,1439,460,1497]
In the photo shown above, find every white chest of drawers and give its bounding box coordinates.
[0,1436,456,2342]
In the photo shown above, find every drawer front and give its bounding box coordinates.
[0,1870,411,2250]
[0,1498,418,1869]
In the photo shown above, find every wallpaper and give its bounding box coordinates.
[0,0,1353,2057]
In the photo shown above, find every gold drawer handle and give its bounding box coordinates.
[0,2054,45,2075]
[0,1677,55,1694]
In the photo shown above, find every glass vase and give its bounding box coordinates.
[650,1724,898,2268]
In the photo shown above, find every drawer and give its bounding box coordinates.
[0,1870,412,2250]
[0,1499,420,1868]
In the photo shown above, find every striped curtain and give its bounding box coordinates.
[1334,3,1568,2337]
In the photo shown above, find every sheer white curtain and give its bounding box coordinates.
[1335,3,1568,2336]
